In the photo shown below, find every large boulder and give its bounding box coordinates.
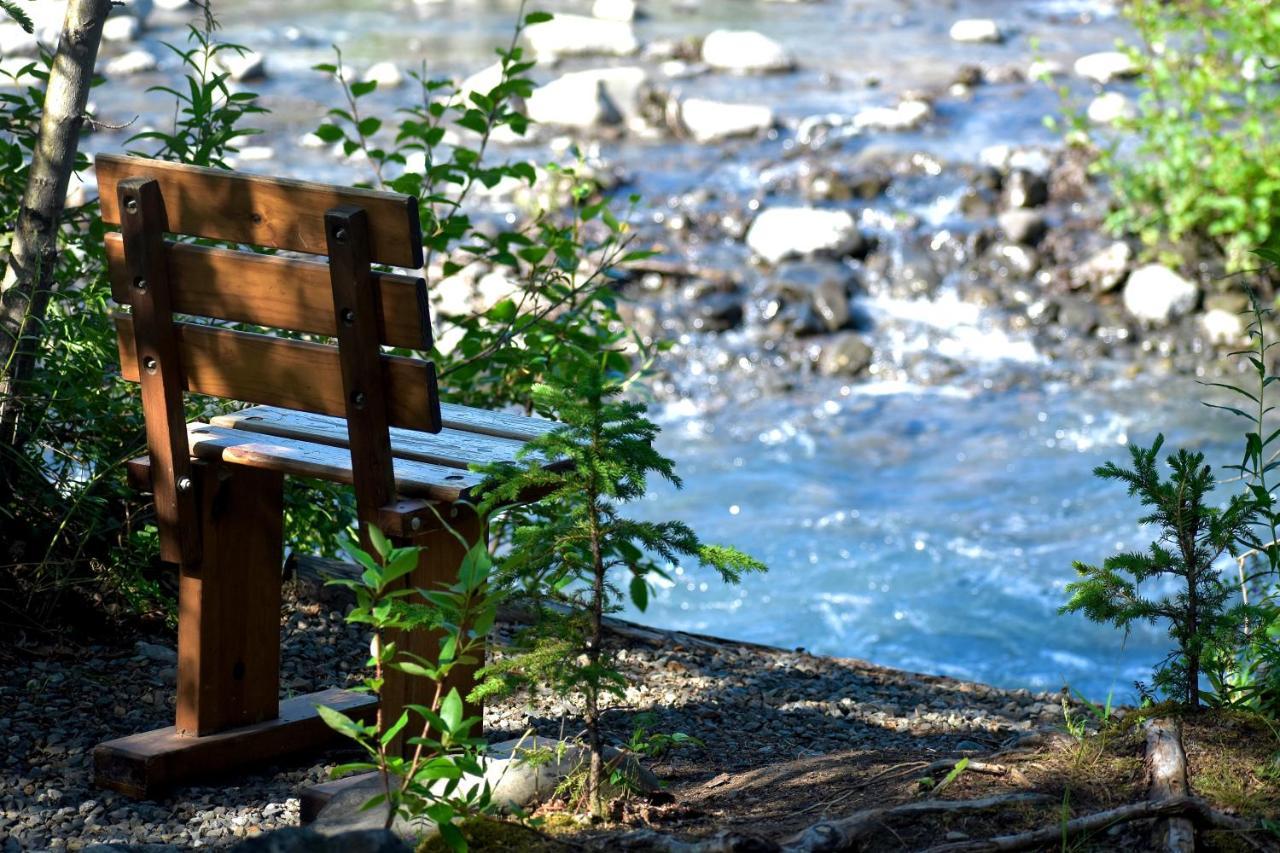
[700,29,794,74]
[745,208,863,265]
[524,14,638,60]
[1122,264,1199,325]
[1073,51,1139,84]
[525,67,648,129]
[679,97,773,143]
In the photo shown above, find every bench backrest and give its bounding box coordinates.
[98,154,439,565]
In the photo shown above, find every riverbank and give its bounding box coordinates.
[2,580,1277,851]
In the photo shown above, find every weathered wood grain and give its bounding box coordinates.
[97,154,423,268]
[105,233,431,349]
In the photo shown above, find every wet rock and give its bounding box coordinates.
[1071,241,1131,292]
[949,19,1003,44]
[745,208,863,265]
[701,30,794,74]
[691,290,746,331]
[950,64,984,89]
[233,828,408,852]
[524,14,638,60]
[958,187,997,218]
[1027,59,1066,81]
[1074,51,1139,84]
[1003,169,1048,209]
[1123,264,1199,325]
[593,0,637,22]
[993,243,1040,278]
[1202,309,1244,345]
[679,98,773,143]
[106,48,159,76]
[802,168,891,202]
[893,244,942,297]
[997,209,1047,246]
[526,67,649,129]
[102,14,141,43]
[764,261,857,334]
[853,99,931,132]
[1053,295,1100,335]
[818,333,873,376]
[218,49,266,82]
[362,62,403,89]
[1087,92,1135,124]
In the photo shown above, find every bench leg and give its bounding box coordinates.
[95,461,378,798]
[384,505,485,756]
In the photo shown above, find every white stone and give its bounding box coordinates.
[102,14,141,43]
[362,61,404,88]
[701,29,794,74]
[853,99,931,132]
[745,207,861,265]
[1074,50,1139,84]
[298,132,327,148]
[524,14,638,60]
[1087,91,1136,124]
[1202,308,1244,345]
[0,23,38,56]
[1072,241,1132,292]
[1027,59,1065,81]
[679,97,773,143]
[236,145,274,161]
[105,49,158,76]
[660,59,707,79]
[592,0,636,22]
[219,49,266,82]
[525,67,648,129]
[1122,264,1199,325]
[154,0,191,10]
[949,19,1003,44]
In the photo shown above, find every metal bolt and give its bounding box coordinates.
[409,517,422,531]
[351,391,366,409]
[125,198,138,214]
[176,476,193,493]
[133,277,147,291]
[341,308,355,325]
[334,228,348,243]
[142,356,157,374]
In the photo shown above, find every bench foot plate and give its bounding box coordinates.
[94,688,378,799]
[299,770,381,824]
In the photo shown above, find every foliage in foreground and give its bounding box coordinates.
[1065,0,1280,273]
[473,363,766,816]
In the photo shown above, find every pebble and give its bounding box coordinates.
[701,30,794,74]
[949,19,1003,44]
[1074,50,1139,84]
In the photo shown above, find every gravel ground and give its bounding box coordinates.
[0,583,1060,851]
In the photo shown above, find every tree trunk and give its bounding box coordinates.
[585,499,607,818]
[0,0,112,448]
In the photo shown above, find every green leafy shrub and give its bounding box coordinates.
[1062,434,1255,706]
[1066,0,1280,272]
[473,363,766,816]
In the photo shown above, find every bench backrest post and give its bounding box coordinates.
[325,205,397,546]
[118,177,202,567]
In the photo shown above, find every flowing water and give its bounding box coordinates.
[86,0,1244,701]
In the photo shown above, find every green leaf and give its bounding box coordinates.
[437,820,467,853]
[350,80,378,98]
[439,687,464,733]
[629,574,649,611]
[317,705,367,740]
[357,116,382,137]
[368,526,393,561]
[380,710,411,746]
[524,11,554,24]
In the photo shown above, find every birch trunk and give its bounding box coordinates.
[0,0,112,446]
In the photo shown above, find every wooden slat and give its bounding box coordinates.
[118,177,201,567]
[211,406,541,470]
[93,688,378,800]
[105,233,432,350]
[438,402,559,442]
[96,154,423,268]
[185,423,486,501]
[115,315,442,432]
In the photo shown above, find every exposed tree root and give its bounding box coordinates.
[1145,717,1195,853]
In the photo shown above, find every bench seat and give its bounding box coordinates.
[183,404,560,502]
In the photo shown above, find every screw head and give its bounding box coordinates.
[142,356,158,374]
[334,228,348,243]
[351,391,366,409]
[341,308,355,325]
[133,277,147,291]
[410,517,422,531]
[176,476,193,493]
[125,198,139,214]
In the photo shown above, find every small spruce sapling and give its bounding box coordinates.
[1062,435,1255,706]
[474,364,766,817]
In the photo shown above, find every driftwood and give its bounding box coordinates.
[920,796,1263,853]
[1145,717,1195,853]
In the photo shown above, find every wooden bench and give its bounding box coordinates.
[90,154,556,799]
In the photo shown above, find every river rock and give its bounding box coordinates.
[802,168,890,202]
[1027,59,1066,80]
[1003,169,1048,209]
[949,19,1003,44]
[525,14,638,60]
[593,0,636,22]
[679,98,773,143]
[217,49,266,82]
[134,641,177,664]
[701,30,794,74]
[362,61,403,88]
[1071,240,1131,292]
[1087,92,1135,124]
[894,243,942,297]
[102,14,141,43]
[106,48,159,76]
[1074,51,1139,84]
[998,209,1047,246]
[746,208,863,265]
[1122,264,1199,325]
[853,99,931,132]
[765,261,857,333]
[1202,308,1244,345]
[526,67,647,129]
[819,333,873,376]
